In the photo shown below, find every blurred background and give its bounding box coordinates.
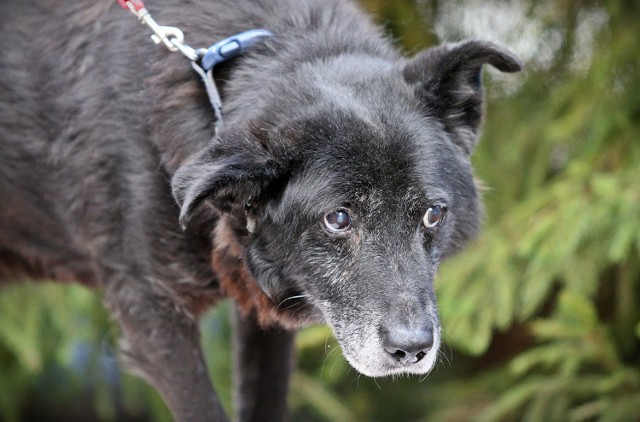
[1,0,638,420]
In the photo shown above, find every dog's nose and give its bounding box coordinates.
[381,324,434,364]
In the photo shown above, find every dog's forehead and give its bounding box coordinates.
[302,56,409,124]
[281,115,454,217]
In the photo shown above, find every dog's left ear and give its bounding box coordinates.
[172,131,289,229]
[403,40,523,154]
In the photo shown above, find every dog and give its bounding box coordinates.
[0,0,522,420]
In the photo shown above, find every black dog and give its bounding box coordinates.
[0,0,521,420]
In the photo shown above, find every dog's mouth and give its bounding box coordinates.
[325,316,442,378]
[268,284,441,377]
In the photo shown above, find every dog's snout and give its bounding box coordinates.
[380,323,434,364]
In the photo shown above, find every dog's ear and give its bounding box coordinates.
[403,40,522,154]
[172,131,288,229]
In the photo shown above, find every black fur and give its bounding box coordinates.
[0,0,521,420]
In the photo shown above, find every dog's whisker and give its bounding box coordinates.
[419,366,435,383]
[324,333,332,355]
[418,372,429,383]
[327,349,342,379]
[276,294,309,311]
[438,342,453,367]
[320,339,339,378]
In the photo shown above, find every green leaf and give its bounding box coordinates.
[290,372,357,422]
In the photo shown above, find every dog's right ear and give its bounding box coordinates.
[172,131,289,229]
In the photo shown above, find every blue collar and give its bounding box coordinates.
[192,30,273,134]
[200,29,273,71]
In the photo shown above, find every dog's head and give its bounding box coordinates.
[173,40,521,377]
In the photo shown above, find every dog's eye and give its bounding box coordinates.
[324,209,351,233]
[423,205,446,229]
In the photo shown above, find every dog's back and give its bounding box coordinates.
[0,0,219,286]
[0,0,100,283]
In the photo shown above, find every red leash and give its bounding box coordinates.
[116,0,144,12]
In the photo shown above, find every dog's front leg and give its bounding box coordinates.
[232,307,296,422]
[106,284,228,421]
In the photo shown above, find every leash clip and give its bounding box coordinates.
[119,0,199,61]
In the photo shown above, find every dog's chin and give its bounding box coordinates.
[338,333,441,378]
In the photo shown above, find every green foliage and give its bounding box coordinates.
[432,0,640,420]
[478,292,639,422]
[0,283,171,421]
